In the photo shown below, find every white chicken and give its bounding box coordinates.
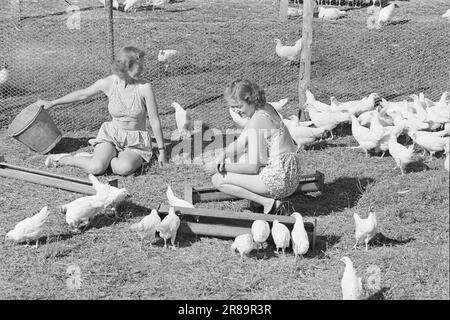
[251,220,270,252]
[341,257,382,300]
[123,0,141,12]
[151,0,169,11]
[274,38,302,64]
[269,98,289,114]
[158,49,179,72]
[98,0,119,10]
[271,220,291,255]
[353,206,378,251]
[172,102,194,140]
[62,195,105,231]
[409,130,448,160]
[5,206,50,247]
[156,206,181,249]
[444,140,449,171]
[305,90,332,113]
[130,209,161,242]
[166,185,195,208]
[330,93,379,116]
[290,212,309,258]
[88,174,130,213]
[231,233,255,258]
[307,107,350,140]
[347,115,382,157]
[283,116,327,148]
[378,2,399,25]
[340,257,362,300]
[443,9,450,20]
[229,107,248,128]
[388,126,415,175]
[318,7,348,20]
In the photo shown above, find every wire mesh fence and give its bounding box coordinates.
[0,0,449,135]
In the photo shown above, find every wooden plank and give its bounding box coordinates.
[158,204,315,233]
[0,167,96,195]
[184,184,193,205]
[0,161,92,186]
[179,222,251,239]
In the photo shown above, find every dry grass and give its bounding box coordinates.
[0,0,449,300]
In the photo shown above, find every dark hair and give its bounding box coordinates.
[223,79,266,108]
[111,46,145,79]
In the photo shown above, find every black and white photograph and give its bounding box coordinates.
[0,0,448,303]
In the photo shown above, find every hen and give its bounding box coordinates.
[274,38,302,64]
[231,233,255,258]
[156,206,181,249]
[290,212,309,258]
[271,220,291,255]
[251,220,270,253]
[5,206,50,247]
[353,206,378,251]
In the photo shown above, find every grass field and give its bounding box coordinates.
[0,0,449,300]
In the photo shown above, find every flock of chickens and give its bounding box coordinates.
[4,168,383,299]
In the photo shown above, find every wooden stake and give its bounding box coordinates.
[298,0,314,121]
[105,0,114,64]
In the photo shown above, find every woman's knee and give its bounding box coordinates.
[111,160,139,176]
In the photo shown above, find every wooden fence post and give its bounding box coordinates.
[279,0,288,20]
[105,0,115,64]
[298,0,314,121]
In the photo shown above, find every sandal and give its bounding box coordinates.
[44,153,71,168]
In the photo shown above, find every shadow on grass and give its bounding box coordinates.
[371,232,414,248]
[304,139,348,151]
[308,234,342,259]
[367,286,390,300]
[390,19,410,26]
[288,177,375,216]
[51,137,93,154]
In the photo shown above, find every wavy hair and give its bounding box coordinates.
[223,79,266,109]
[111,46,145,79]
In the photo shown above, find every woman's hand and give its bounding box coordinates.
[36,100,54,110]
[158,149,168,167]
[214,148,226,165]
[204,161,219,175]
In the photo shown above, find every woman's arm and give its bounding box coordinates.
[141,83,167,163]
[38,77,110,110]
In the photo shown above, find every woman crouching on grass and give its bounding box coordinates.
[36,46,168,176]
[205,79,301,214]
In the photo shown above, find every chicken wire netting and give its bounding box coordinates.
[0,0,449,135]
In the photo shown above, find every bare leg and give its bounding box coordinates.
[212,172,276,213]
[58,142,117,175]
[111,150,143,176]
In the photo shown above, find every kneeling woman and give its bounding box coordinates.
[206,79,301,214]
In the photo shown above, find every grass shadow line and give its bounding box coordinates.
[371,232,414,248]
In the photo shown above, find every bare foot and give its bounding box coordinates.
[44,153,71,167]
[264,199,282,214]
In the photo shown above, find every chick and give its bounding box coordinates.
[231,233,255,258]
[271,220,291,255]
[156,206,181,249]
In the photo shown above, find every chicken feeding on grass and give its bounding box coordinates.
[388,126,415,175]
[340,257,381,300]
[271,220,291,255]
[231,234,255,259]
[367,2,399,29]
[172,102,194,141]
[408,130,448,161]
[274,38,302,65]
[130,209,161,244]
[158,49,179,73]
[318,7,348,20]
[290,212,309,259]
[166,185,195,208]
[5,206,50,248]
[353,206,378,251]
[62,195,106,232]
[156,206,180,249]
[251,220,270,254]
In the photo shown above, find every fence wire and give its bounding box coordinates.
[0,0,449,134]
